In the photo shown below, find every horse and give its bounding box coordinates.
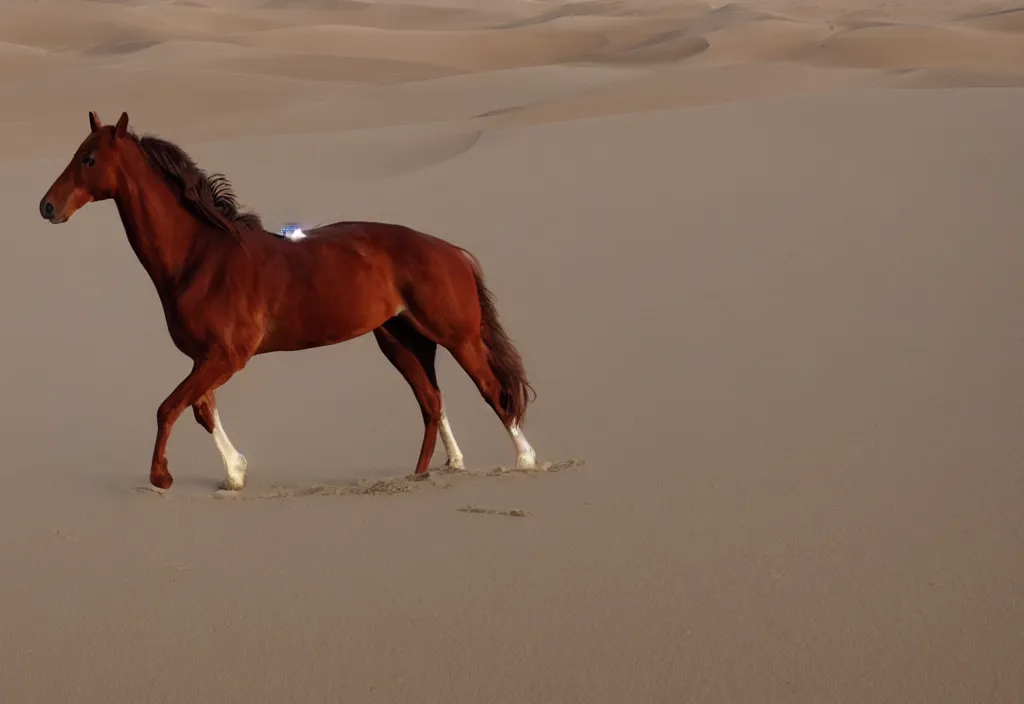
[38,111,538,491]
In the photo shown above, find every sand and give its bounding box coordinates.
[1,0,1023,700]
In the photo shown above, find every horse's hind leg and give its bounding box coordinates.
[193,391,248,490]
[391,319,464,468]
[446,337,537,469]
[438,408,464,470]
[374,318,461,474]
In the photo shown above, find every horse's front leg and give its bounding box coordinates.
[193,391,248,491]
[150,356,236,490]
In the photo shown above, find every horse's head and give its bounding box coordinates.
[39,111,131,224]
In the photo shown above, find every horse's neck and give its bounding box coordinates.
[113,161,205,294]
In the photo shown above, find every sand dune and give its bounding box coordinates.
[0,0,1021,156]
[2,0,1023,701]
[227,19,679,71]
[2,0,1024,153]
[0,3,193,52]
[958,6,1024,31]
[798,25,1024,70]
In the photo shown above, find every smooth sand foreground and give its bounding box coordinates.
[1,0,1022,701]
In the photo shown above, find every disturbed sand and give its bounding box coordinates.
[1,0,1023,700]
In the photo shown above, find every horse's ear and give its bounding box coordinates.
[88,111,102,133]
[114,112,129,140]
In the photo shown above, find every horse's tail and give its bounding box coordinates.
[461,248,536,426]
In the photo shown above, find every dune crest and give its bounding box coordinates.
[2,0,1023,155]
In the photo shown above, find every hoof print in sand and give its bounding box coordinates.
[184,459,583,501]
[458,505,531,518]
[484,458,586,476]
[212,488,244,500]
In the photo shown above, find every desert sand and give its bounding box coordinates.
[1,0,1023,700]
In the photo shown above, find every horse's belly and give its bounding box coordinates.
[265,287,397,352]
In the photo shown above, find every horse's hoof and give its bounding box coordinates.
[221,454,247,491]
[515,452,537,470]
[150,473,174,490]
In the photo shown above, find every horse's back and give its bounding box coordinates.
[311,220,460,253]
[308,220,472,279]
[310,220,482,338]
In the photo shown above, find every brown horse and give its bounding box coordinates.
[38,111,538,491]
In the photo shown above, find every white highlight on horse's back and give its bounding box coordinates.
[278,224,307,241]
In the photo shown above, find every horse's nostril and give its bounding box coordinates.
[40,201,55,219]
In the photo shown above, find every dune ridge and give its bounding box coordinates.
[2,0,1024,156]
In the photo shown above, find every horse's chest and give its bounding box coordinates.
[161,287,263,360]
[161,303,206,356]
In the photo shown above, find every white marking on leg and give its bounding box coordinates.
[509,423,536,469]
[439,403,464,470]
[212,410,247,490]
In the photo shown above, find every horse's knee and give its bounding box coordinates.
[192,402,215,433]
[157,396,200,431]
[156,402,175,428]
[419,391,442,425]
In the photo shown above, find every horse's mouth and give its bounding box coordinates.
[47,214,69,224]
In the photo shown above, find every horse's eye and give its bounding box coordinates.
[82,154,95,167]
